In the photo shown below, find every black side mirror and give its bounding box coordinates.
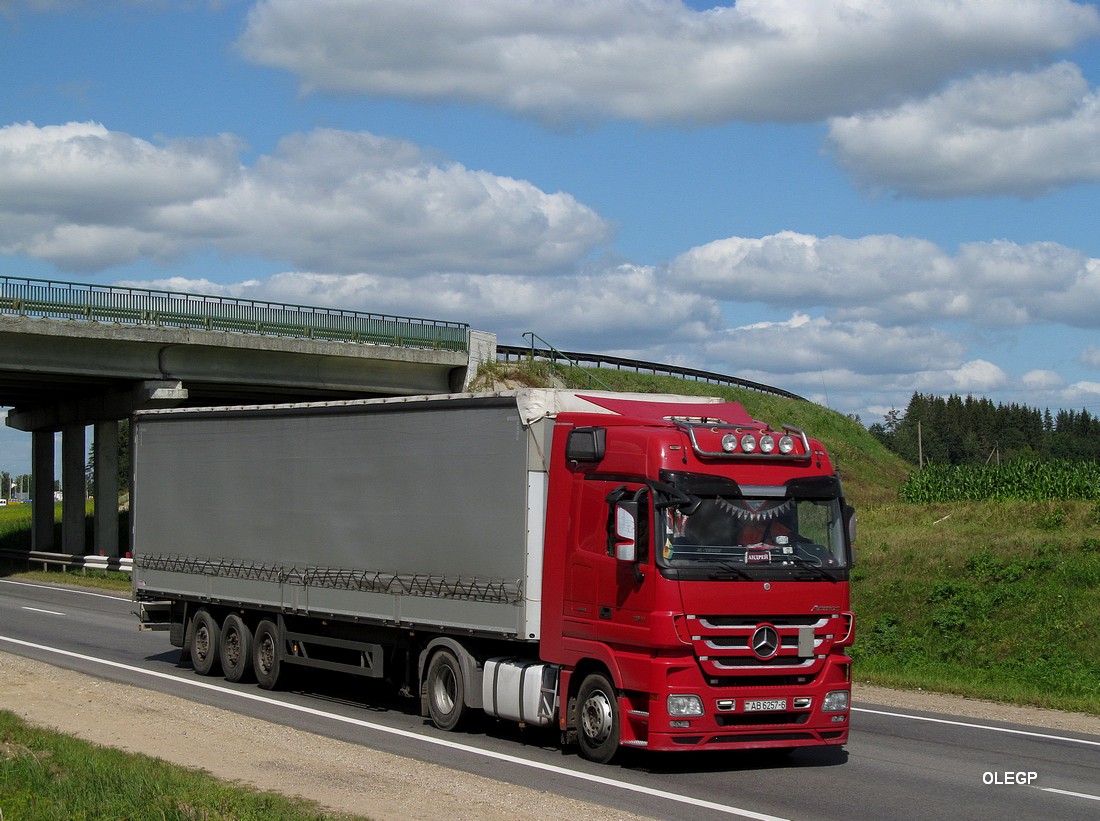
[566,427,605,462]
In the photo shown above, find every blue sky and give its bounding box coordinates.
[3,0,1100,475]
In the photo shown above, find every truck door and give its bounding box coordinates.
[563,478,608,641]
[597,484,655,650]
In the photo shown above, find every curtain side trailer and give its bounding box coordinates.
[134,389,855,763]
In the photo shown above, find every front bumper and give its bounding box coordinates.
[622,654,852,752]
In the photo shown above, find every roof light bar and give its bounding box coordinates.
[677,423,813,460]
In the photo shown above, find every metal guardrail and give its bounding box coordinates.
[0,275,469,353]
[497,344,807,401]
[0,548,132,574]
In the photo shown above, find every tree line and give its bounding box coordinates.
[870,392,1100,466]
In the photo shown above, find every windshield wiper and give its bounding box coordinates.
[706,561,753,580]
[781,555,839,581]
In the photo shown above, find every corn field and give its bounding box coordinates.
[899,459,1100,503]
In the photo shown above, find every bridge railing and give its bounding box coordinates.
[0,275,469,353]
[497,343,807,401]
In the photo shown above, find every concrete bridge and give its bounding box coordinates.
[0,276,494,559]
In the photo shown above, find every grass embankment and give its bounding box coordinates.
[0,711,364,821]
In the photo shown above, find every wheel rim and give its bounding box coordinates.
[257,634,275,675]
[580,688,614,745]
[224,630,240,667]
[432,665,457,715]
[194,626,211,662]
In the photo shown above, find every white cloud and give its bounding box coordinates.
[670,231,1100,330]
[1068,380,1100,398]
[1021,370,1065,390]
[828,63,1100,197]
[1081,345,1100,369]
[238,0,1100,124]
[0,122,240,217]
[702,313,966,376]
[0,123,610,274]
[940,359,1009,392]
[670,230,953,306]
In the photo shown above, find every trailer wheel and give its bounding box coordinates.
[576,672,619,764]
[189,609,221,676]
[220,614,253,683]
[253,619,282,690]
[425,649,468,731]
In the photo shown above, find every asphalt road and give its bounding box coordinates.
[1,578,1098,821]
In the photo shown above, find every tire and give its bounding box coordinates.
[425,649,468,731]
[189,609,221,677]
[575,672,620,764]
[252,619,282,690]
[219,613,253,683]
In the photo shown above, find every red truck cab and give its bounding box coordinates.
[541,395,855,762]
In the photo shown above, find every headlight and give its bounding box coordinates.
[667,694,704,717]
[759,434,775,453]
[778,435,795,454]
[822,690,849,712]
[721,433,739,452]
[740,433,757,453]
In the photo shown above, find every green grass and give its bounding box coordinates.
[0,502,38,551]
[853,499,1100,713]
[0,501,131,557]
[11,568,132,593]
[0,710,367,820]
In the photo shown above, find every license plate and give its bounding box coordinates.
[743,698,787,712]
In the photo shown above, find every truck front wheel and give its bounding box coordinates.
[189,609,221,676]
[425,649,468,731]
[576,672,620,764]
[252,619,282,690]
[220,613,253,683]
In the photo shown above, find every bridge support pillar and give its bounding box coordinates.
[61,422,86,555]
[93,420,120,557]
[31,429,55,552]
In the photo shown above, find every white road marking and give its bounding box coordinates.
[1040,787,1100,802]
[20,606,66,616]
[852,706,1100,747]
[0,635,788,821]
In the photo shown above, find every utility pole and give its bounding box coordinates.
[918,420,924,468]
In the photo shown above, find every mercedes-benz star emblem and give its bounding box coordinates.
[751,624,780,659]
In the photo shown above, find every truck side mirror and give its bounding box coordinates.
[612,501,639,562]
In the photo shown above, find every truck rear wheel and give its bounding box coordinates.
[252,619,282,690]
[425,649,468,731]
[220,613,253,683]
[576,672,620,764]
[189,609,221,676]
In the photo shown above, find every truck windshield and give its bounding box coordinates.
[655,476,849,580]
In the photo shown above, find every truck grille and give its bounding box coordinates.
[688,614,847,680]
